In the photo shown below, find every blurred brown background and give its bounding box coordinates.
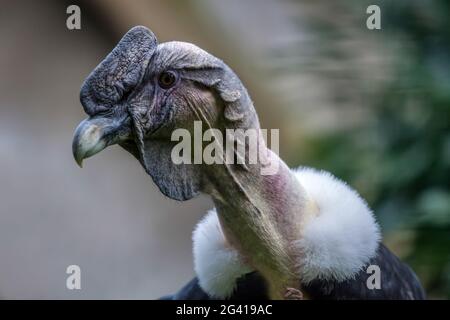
[0,0,448,299]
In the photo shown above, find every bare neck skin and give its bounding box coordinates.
[201,122,315,299]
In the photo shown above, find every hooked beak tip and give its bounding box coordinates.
[72,140,85,168]
[72,118,109,168]
[75,157,83,168]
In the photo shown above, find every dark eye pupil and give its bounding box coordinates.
[159,71,176,88]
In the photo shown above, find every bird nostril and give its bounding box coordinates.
[121,88,133,102]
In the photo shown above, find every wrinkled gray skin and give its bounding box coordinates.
[72,26,308,299]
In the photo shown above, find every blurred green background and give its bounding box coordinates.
[0,0,448,298]
[296,0,450,299]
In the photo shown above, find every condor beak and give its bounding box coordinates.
[72,117,116,168]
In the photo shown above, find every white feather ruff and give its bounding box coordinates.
[192,209,252,298]
[192,167,381,297]
[292,167,381,283]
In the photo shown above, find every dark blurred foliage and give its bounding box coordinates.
[294,0,450,298]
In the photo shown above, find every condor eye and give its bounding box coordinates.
[158,70,177,89]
